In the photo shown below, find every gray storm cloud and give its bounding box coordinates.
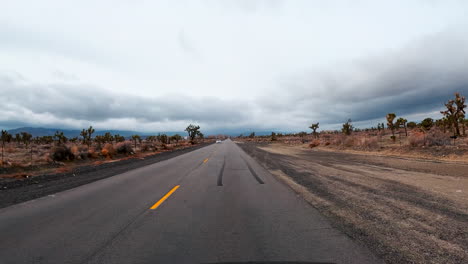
[265,30,468,126]
[0,75,253,131]
[2,29,468,132]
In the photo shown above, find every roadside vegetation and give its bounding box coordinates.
[238,92,468,161]
[0,124,216,179]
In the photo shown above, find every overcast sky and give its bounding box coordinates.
[1,0,468,133]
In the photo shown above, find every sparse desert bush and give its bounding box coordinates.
[309,139,320,148]
[325,141,331,146]
[331,135,345,145]
[343,136,356,147]
[70,145,79,157]
[87,148,99,159]
[359,137,378,149]
[161,143,173,150]
[116,142,134,155]
[6,147,15,153]
[101,143,116,158]
[408,131,426,147]
[141,144,151,152]
[50,146,75,161]
[426,130,451,146]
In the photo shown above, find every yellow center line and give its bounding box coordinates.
[203,158,209,163]
[150,185,180,210]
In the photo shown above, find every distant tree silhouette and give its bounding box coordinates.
[441,93,466,136]
[342,119,353,136]
[185,124,201,144]
[396,117,408,136]
[131,135,141,149]
[54,131,67,145]
[271,132,277,141]
[1,130,12,165]
[309,123,319,138]
[386,113,397,141]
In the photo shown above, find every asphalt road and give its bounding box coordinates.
[0,139,382,264]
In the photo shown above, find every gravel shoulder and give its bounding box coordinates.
[238,142,468,264]
[0,143,212,209]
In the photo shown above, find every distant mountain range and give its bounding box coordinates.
[7,127,185,138]
[6,127,294,138]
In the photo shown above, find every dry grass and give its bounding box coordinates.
[238,128,468,162]
[0,139,208,178]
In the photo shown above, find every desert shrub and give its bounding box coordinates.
[331,135,345,145]
[101,143,116,158]
[50,146,75,161]
[141,144,151,152]
[408,132,425,147]
[343,136,356,147]
[161,143,174,150]
[87,148,99,159]
[325,141,331,146]
[309,139,320,148]
[116,142,134,155]
[70,145,79,157]
[360,137,378,148]
[426,130,451,146]
[78,151,88,160]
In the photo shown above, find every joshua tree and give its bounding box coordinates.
[157,134,168,144]
[198,132,204,140]
[249,132,255,138]
[86,126,95,146]
[185,124,201,144]
[15,133,21,147]
[41,136,54,144]
[420,118,434,131]
[419,118,434,145]
[21,132,32,147]
[114,134,125,143]
[407,121,417,129]
[386,113,397,141]
[396,117,408,136]
[54,131,67,145]
[80,129,88,145]
[1,130,12,166]
[131,135,141,149]
[94,135,106,149]
[463,118,468,136]
[80,126,95,147]
[441,93,466,136]
[103,132,114,144]
[342,119,353,136]
[171,134,182,144]
[309,123,319,138]
[271,132,277,141]
[20,132,33,164]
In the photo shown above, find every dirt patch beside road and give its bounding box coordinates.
[238,142,468,264]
